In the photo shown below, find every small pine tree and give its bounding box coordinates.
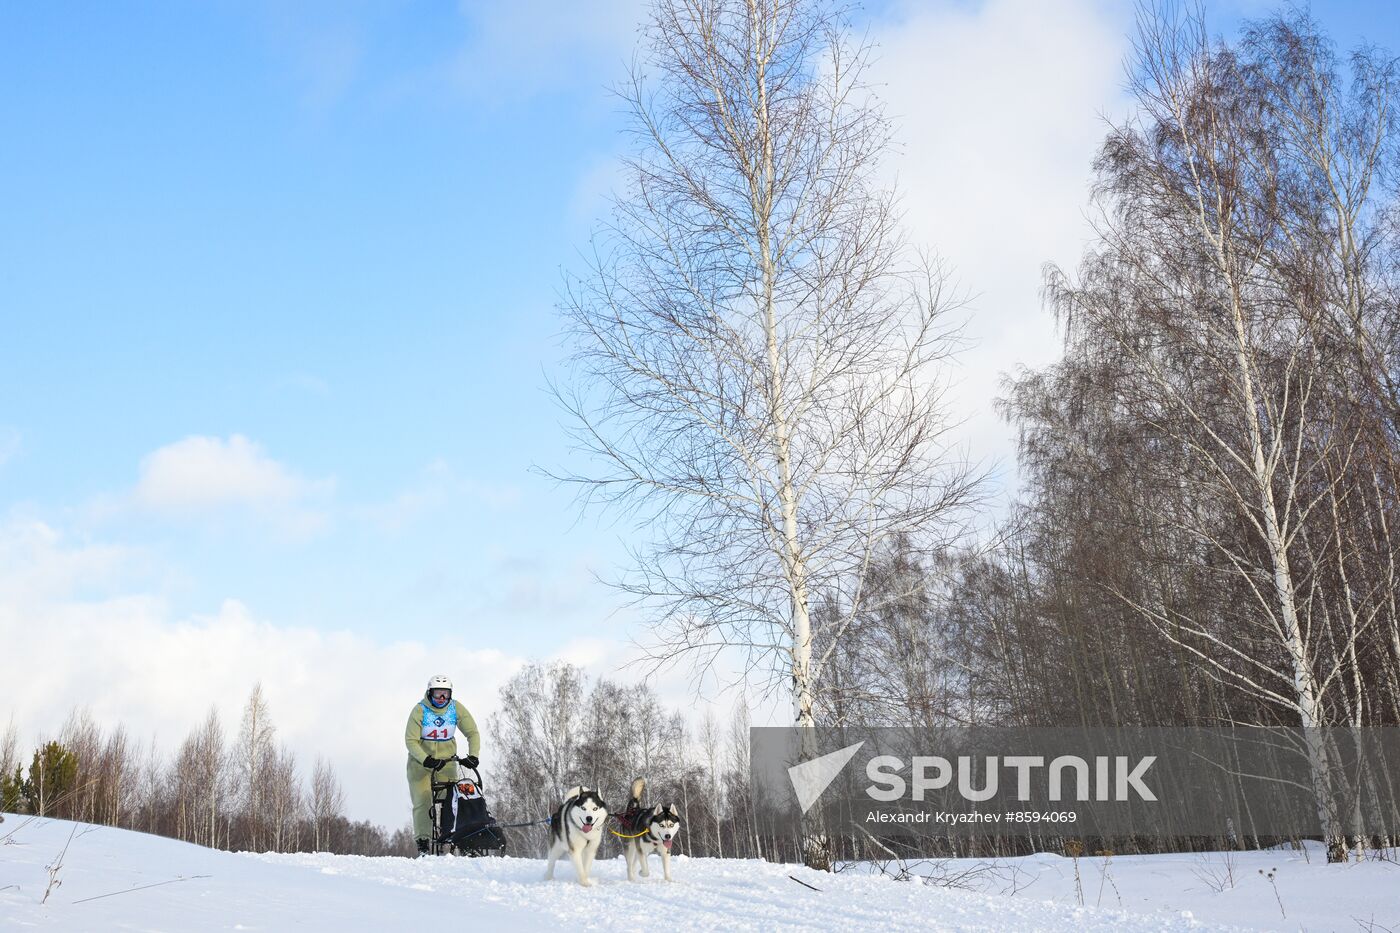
[24,742,79,817]
[0,765,25,813]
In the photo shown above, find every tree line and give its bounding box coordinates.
[0,684,412,857]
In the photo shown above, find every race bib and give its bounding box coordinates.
[421,702,457,742]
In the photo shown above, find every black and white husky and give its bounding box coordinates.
[544,786,609,887]
[618,777,682,883]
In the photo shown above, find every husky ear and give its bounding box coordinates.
[666,804,680,818]
[651,804,662,816]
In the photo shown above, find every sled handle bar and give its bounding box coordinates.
[428,758,484,787]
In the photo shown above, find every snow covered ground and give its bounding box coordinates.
[1,814,1395,931]
[852,844,1400,933]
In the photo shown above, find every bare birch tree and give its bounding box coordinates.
[58,709,102,821]
[490,661,587,835]
[309,756,345,852]
[171,708,225,847]
[137,736,162,835]
[98,725,134,829]
[235,683,275,851]
[699,709,725,856]
[265,746,301,853]
[556,0,982,869]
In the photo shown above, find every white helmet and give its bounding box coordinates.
[426,675,453,708]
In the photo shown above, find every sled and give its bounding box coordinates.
[429,761,509,857]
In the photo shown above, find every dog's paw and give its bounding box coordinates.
[579,878,597,888]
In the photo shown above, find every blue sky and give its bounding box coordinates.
[1,0,642,647]
[4,0,1399,826]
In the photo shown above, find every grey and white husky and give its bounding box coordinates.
[544,785,609,887]
[618,777,682,882]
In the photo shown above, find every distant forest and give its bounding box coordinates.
[1,686,413,857]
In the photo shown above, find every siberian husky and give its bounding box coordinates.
[618,777,682,882]
[544,785,609,887]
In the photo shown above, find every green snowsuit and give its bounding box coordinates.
[405,696,480,840]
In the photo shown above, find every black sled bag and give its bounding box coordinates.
[440,778,505,849]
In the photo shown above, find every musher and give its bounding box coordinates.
[405,674,481,856]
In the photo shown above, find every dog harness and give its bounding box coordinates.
[610,806,651,838]
[420,701,457,742]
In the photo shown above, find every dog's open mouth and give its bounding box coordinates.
[662,839,672,849]
[581,824,593,832]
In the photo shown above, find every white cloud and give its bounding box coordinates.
[135,435,316,510]
[867,0,1131,493]
[0,519,156,603]
[110,434,336,539]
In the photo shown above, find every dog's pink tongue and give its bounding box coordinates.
[582,824,593,833]
[663,839,672,849]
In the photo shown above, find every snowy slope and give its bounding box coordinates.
[894,845,1400,933]
[1,813,1373,932]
